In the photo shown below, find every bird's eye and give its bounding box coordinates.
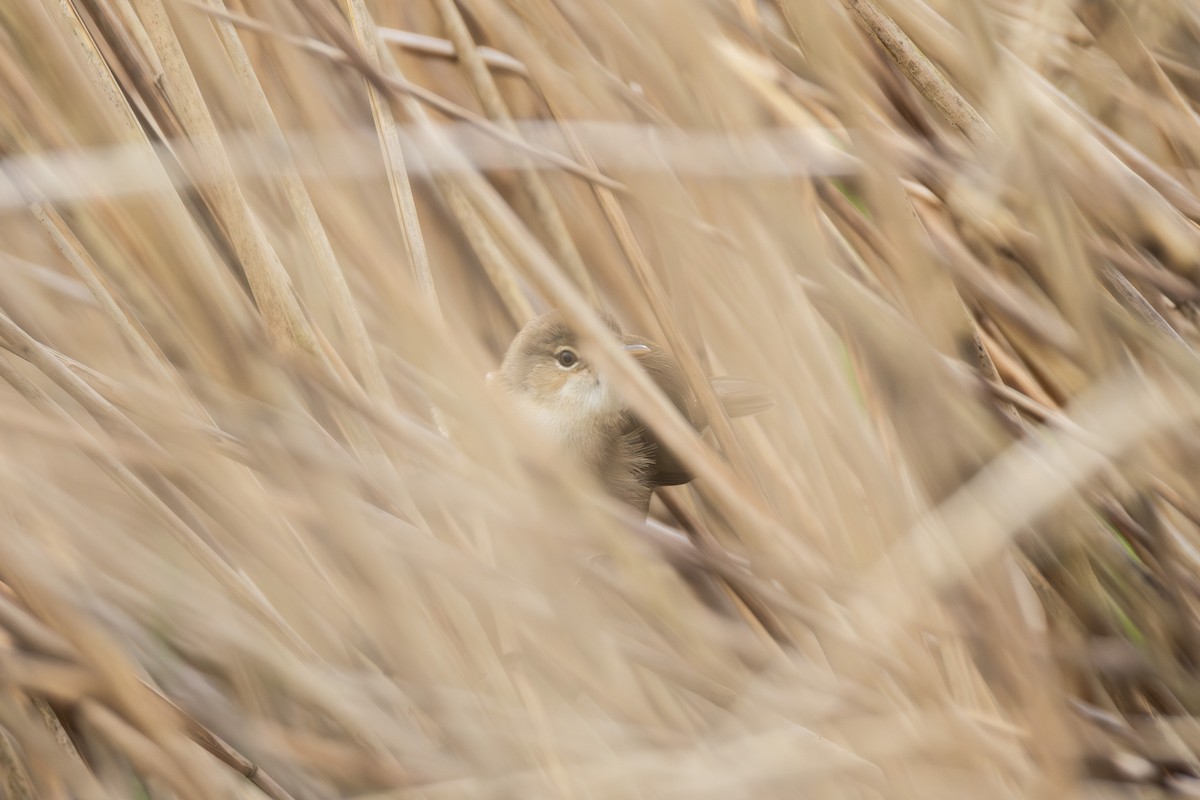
[555,349,579,369]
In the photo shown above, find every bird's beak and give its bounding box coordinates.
[624,343,652,358]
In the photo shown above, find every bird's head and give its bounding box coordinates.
[491,312,650,436]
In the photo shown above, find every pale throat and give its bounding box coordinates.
[519,373,624,463]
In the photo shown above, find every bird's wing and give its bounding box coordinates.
[622,334,702,486]
[647,438,693,485]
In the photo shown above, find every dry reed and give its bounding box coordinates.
[0,0,1198,797]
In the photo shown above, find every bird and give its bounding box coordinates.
[489,311,705,515]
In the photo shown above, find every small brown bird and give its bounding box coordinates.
[491,311,705,514]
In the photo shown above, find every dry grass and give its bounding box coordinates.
[0,0,1199,797]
